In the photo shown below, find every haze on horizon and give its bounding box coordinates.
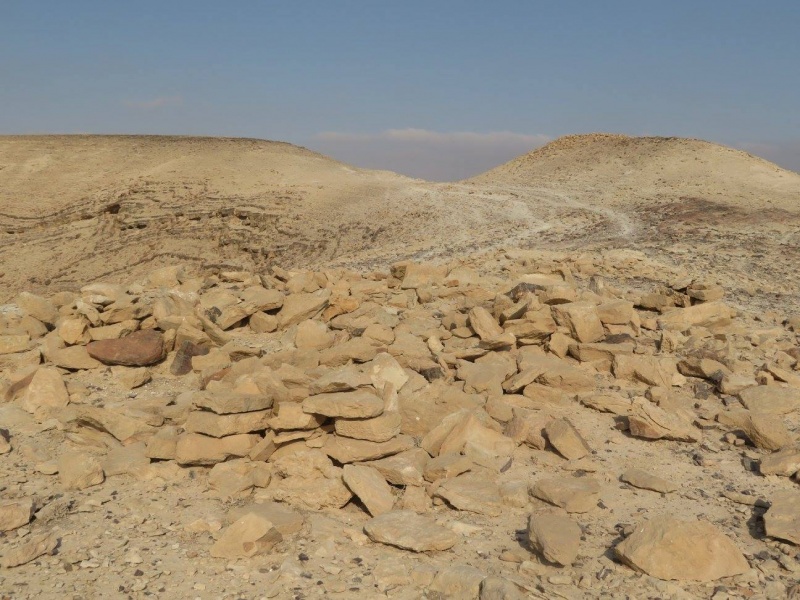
[1,1,798,181]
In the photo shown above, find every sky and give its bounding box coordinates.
[1,1,798,180]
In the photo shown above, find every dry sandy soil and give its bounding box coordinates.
[1,134,800,600]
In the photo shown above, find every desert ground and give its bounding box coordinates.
[0,134,799,599]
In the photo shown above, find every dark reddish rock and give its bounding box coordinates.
[170,340,209,376]
[87,329,165,366]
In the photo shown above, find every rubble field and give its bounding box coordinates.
[1,249,799,599]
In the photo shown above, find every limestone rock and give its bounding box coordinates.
[227,502,304,536]
[323,434,414,463]
[208,460,260,497]
[278,290,331,328]
[309,366,373,394]
[58,451,104,490]
[16,291,58,325]
[552,302,605,343]
[0,531,59,568]
[364,510,458,552]
[544,418,591,460]
[343,464,395,516]
[364,448,429,486]
[369,352,409,392]
[113,366,151,389]
[192,391,273,414]
[0,499,35,532]
[428,565,486,599]
[268,402,326,431]
[438,412,515,459]
[73,406,156,443]
[738,385,800,414]
[435,473,503,516]
[580,392,632,415]
[21,367,69,416]
[615,515,749,582]
[530,476,600,513]
[739,411,792,451]
[335,411,402,442]
[269,471,352,510]
[656,301,733,331]
[763,491,800,545]
[628,399,701,442]
[185,409,270,437]
[424,452,474,482]
[303,389,384,418]
[87,329,165,366]
[175,433,260,465]
[209,513,282,559]
[760,445,800,477]
[503,408,549,450]
[469,306,504,340]
[399,263,448,289]
[102,443,150,476]
[621,469,677,493]
[49,345,101,370]
[527,512,581,566]
[479,577,526,600]
[0,334,31,355]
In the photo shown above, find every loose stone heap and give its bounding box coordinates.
[1,251,799,597]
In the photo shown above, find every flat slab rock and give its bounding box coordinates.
[87,329,165,366]
[615,515,749,582]
[434,473,503,517]
[364,510,458,552]
[530,476,601,513]
[764,490,800,545]
[738,385,800,414]
[620,468,677,494]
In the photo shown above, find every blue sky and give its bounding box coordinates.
[1,1,798,180]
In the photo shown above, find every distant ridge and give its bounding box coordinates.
[468,133,800,196]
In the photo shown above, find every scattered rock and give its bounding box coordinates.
[0,499,35,532]
[527,512,581,566]
[764,491,800,545]
[364,510,458,552]
[21,367,70,416]
[615,515,749,582]
[627,399,701,442]
[530,476,600,513]
[210,512,282,559]
[544,418,591,460]
[1,531,59,568]
[58,451,104,490]
[342,464,395,516]
[620,469,677,493]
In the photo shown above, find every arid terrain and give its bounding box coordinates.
[1,134,799,599]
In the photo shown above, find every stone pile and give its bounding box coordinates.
[1,252,799,597]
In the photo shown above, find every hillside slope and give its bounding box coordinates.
[0,136,527,297]
[1,134,798,310]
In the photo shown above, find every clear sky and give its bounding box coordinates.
[1,1,798,180]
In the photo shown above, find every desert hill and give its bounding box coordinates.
[470,133,800,206]
[1,134,798,310]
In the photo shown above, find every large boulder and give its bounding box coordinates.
[615,515,749,582]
